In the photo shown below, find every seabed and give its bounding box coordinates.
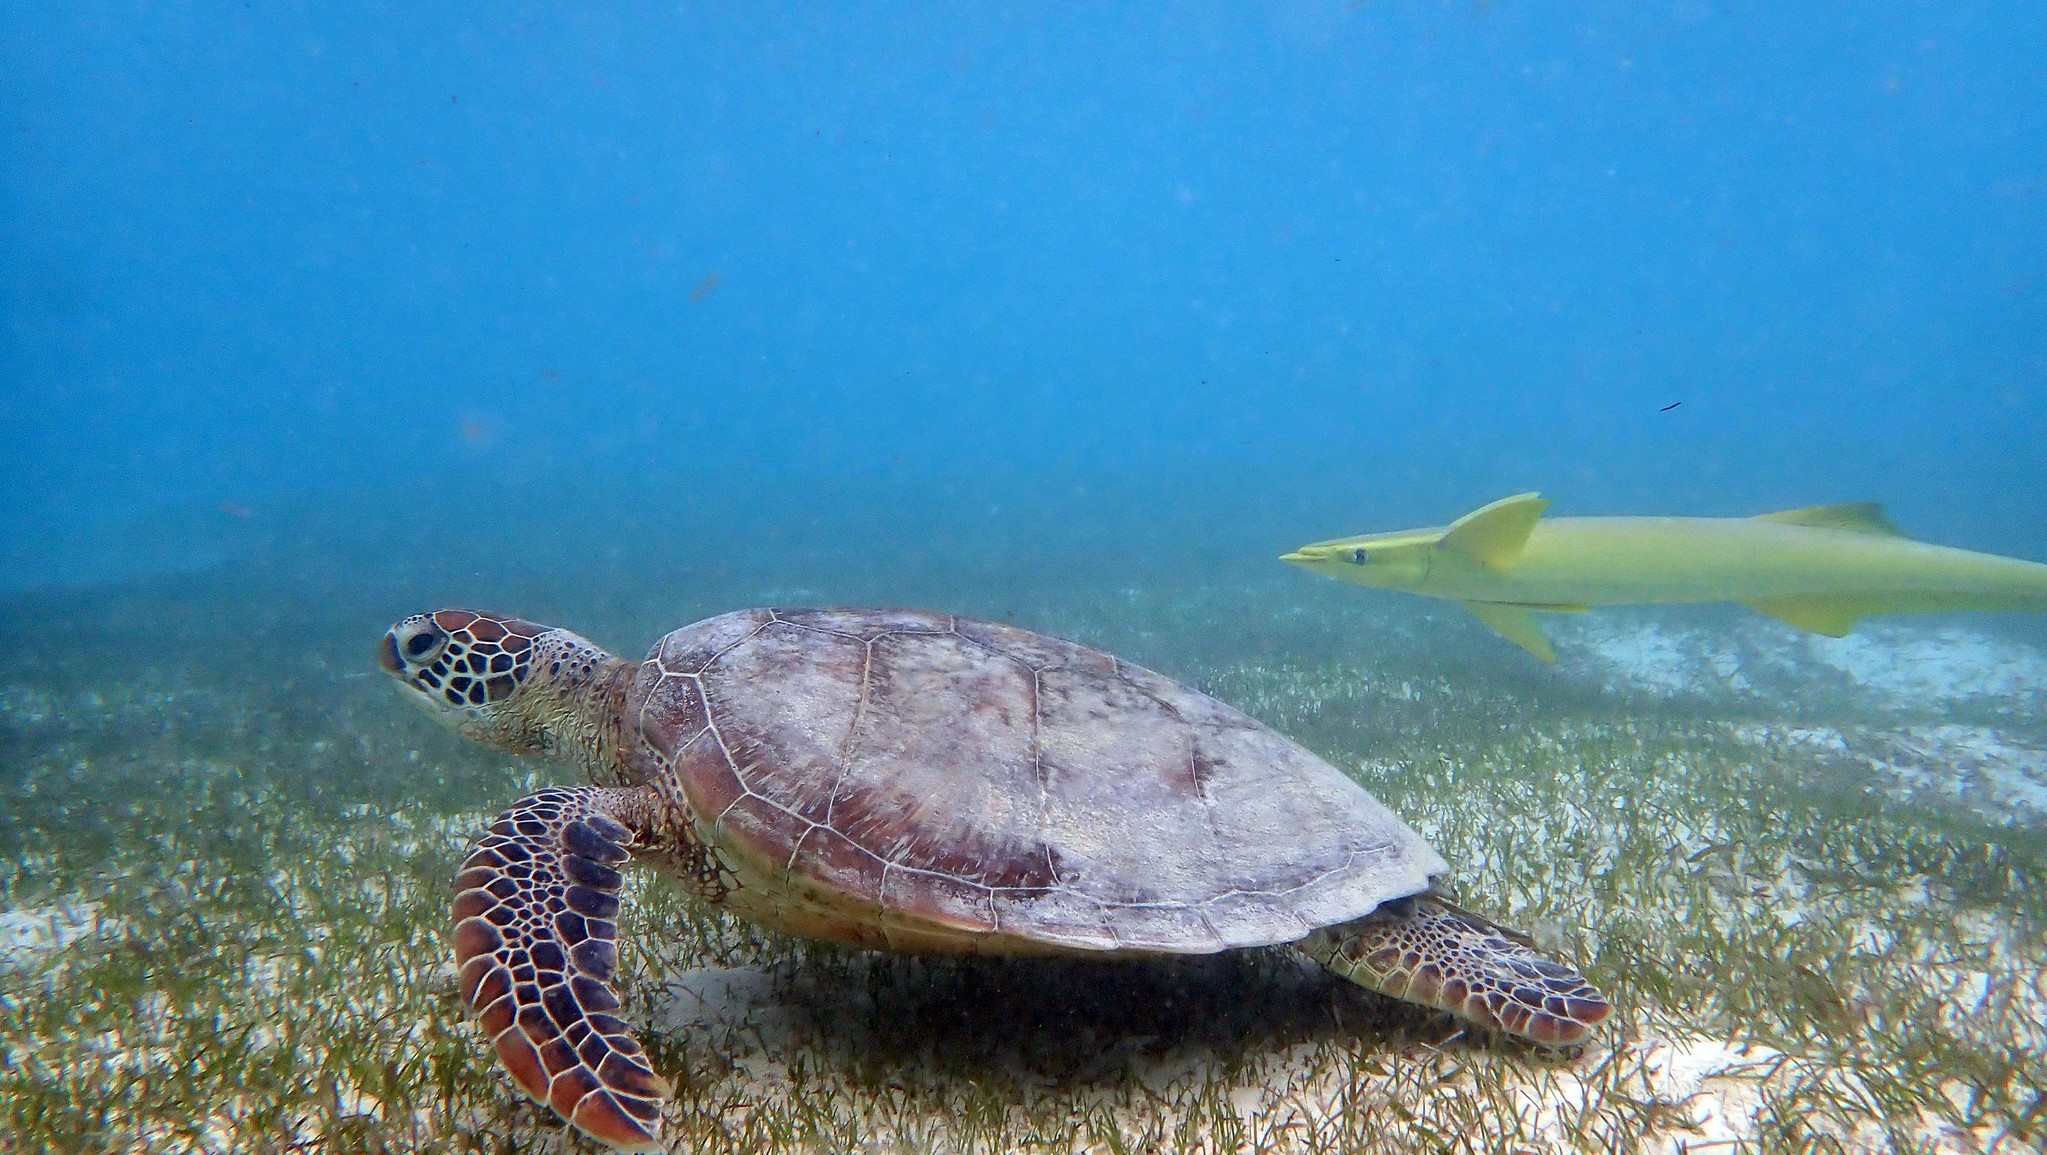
[2,570,2042,1154]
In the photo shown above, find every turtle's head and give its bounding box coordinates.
[378,609,630,769]
[1280,525,1440,591]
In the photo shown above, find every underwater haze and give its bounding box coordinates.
[4,4,2047,1154]
[6,2,2047,592]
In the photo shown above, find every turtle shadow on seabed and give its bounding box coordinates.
[632,947,1514,1094]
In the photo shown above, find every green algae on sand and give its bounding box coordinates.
[1,580,2042,1154]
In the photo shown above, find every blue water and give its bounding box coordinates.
[6,11,2047,1150]
[4,2,2044,596]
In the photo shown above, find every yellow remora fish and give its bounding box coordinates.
[1281,493,2047,662]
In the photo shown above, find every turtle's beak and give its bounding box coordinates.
[377,632,404,674]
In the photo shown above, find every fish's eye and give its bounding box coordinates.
[1351,548,1372,565]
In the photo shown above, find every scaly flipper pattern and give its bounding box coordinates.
[1301,893,1612,1045]
[452,788,671,1150]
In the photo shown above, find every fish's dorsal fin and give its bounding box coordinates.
[1459,601,1558,662]
[1744,596,1862,637]
[1754,503,1906,538]
[1438,493,1549,573]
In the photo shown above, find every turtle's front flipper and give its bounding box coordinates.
[453,786,671,1151]
[1300,893,1612,1046]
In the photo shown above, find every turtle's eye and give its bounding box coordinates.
[1350,548,1372,565]
[404,629,445,661]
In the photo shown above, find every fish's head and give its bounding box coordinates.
[1281,526,1441,590]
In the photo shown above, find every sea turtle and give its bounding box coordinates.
[378,607,1612,1150]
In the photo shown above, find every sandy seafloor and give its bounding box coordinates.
[1,558,2042,1154]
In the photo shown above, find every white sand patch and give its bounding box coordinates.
[1556,614,2046,712]
[652,965,794,1045]
[0,683,57,724]
[640,961,2021,1153]
[1576,624,1710,696]
[1730,721,2047,823]
[1807,627,2047,704]
[1620,1036,2011,1155]
[1728,723,1852,755]
[1177,1030,2001,1154]
[0,901,115,965]
[1634,1036,1787,1152]
[1867,725,2047,819]
[1556,616,1763,698]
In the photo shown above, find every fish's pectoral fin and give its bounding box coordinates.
[1460,601,1558,662]
[1437,493,1549,573]
[1754,503,1907,538]
[1744,596,1862,637]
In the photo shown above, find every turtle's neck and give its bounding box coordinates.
[553,656,639,784]
[520,631,640,784]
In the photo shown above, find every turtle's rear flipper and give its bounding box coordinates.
[1301,894,1612,1046]
[453,787,671,1151]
